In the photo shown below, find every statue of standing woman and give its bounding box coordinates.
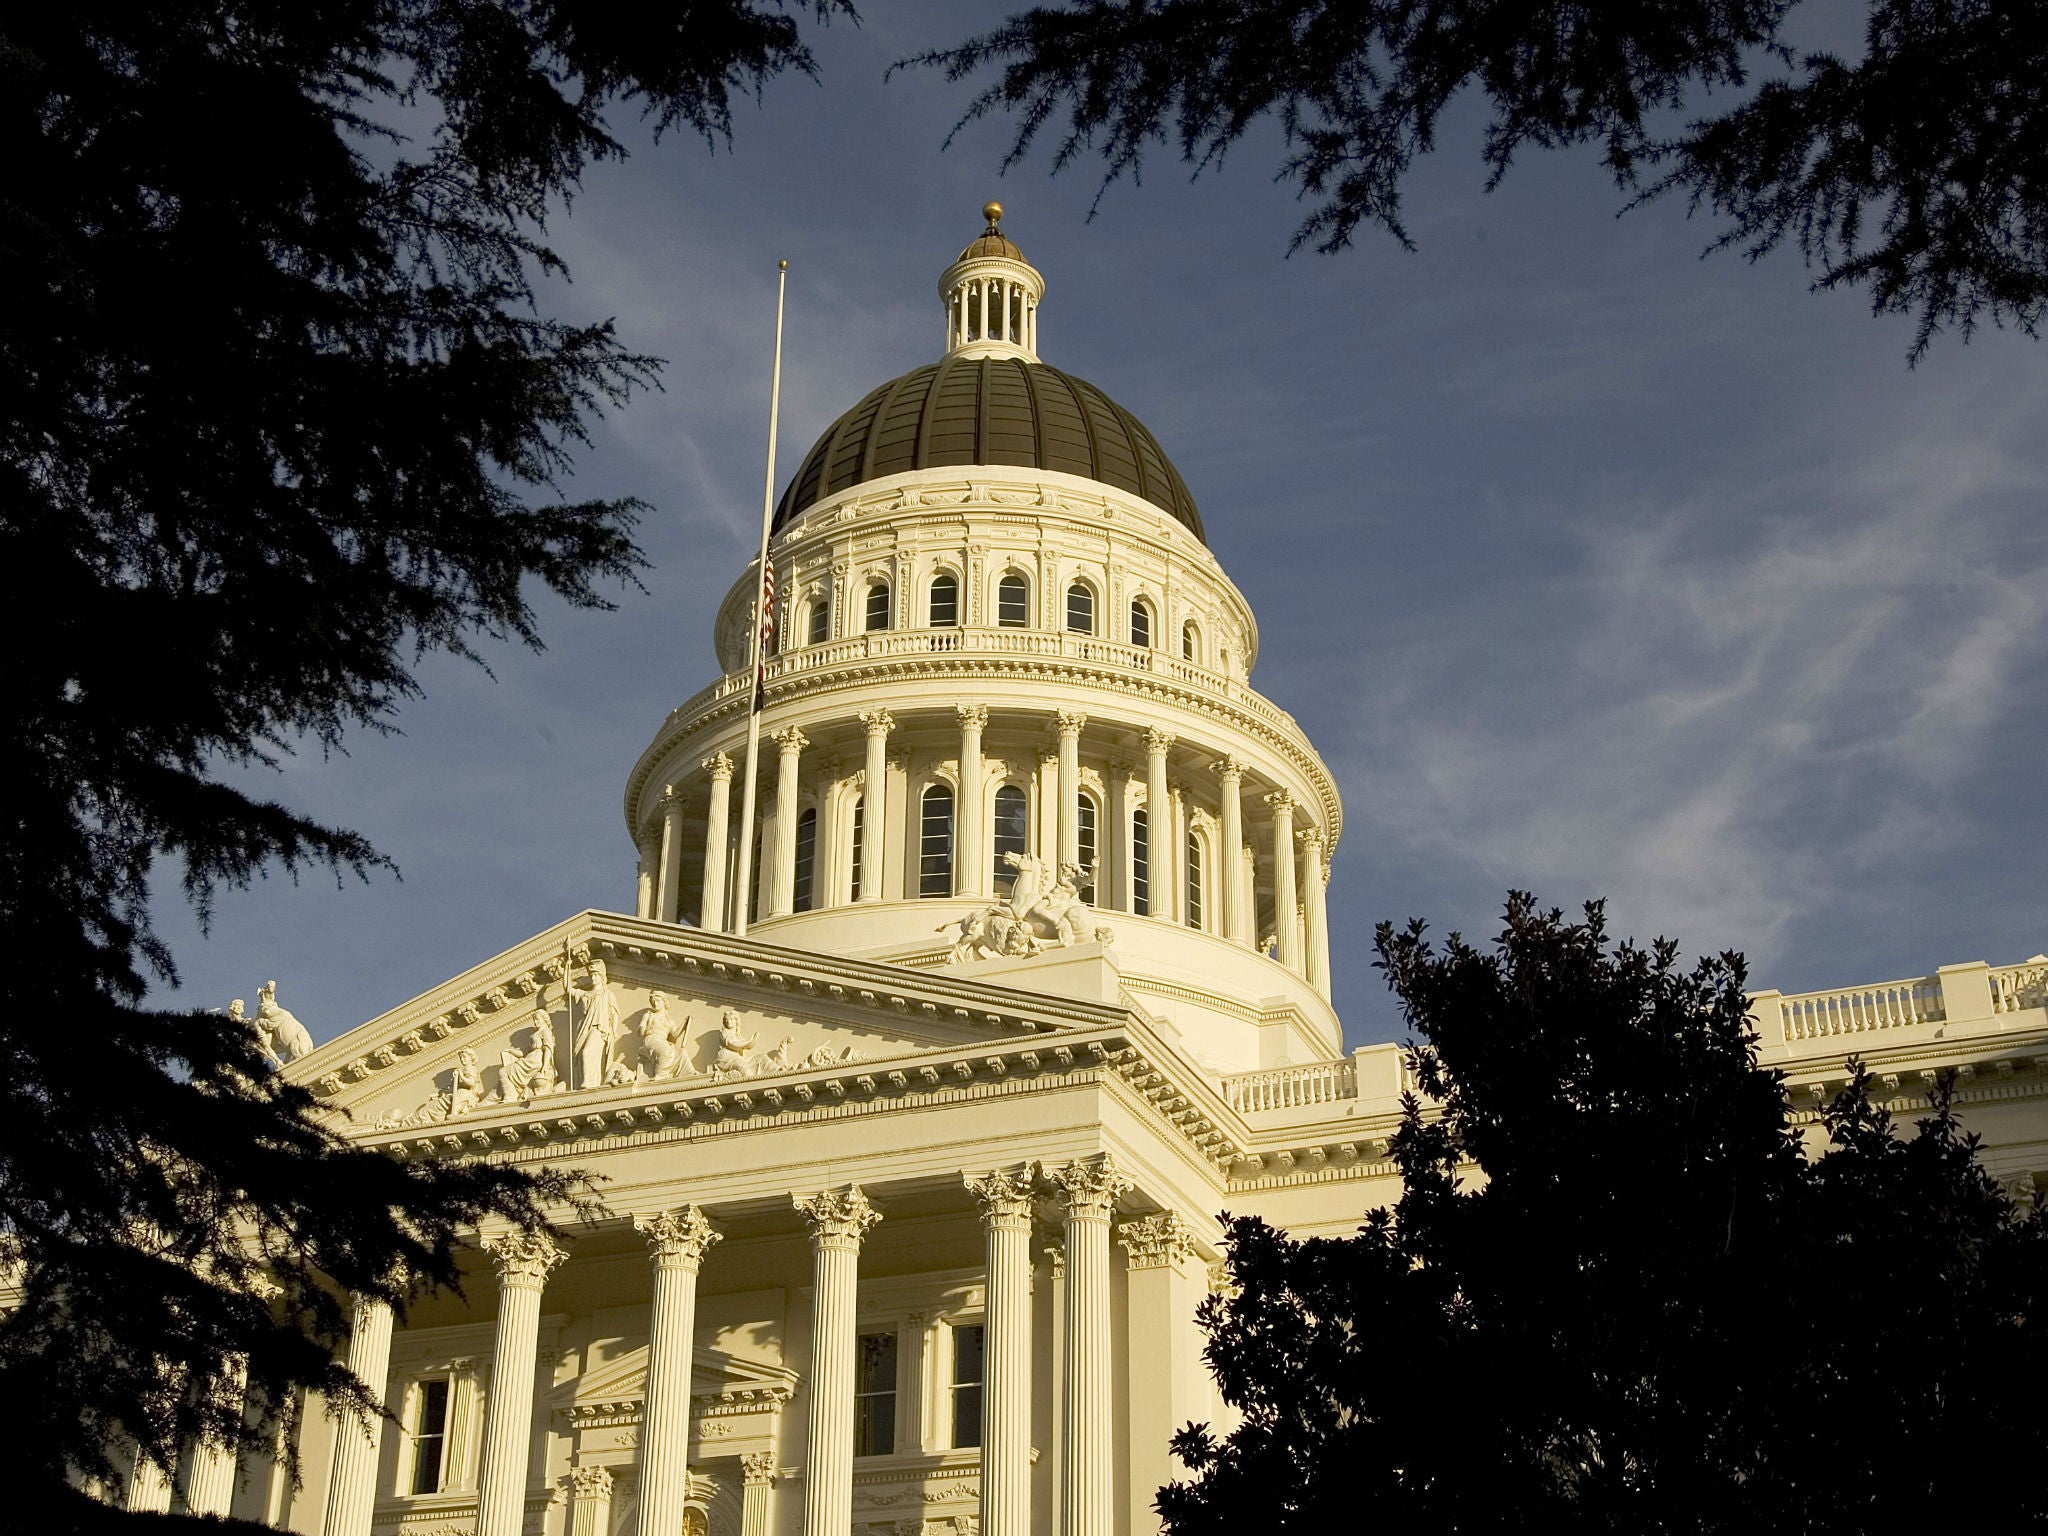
[573,958,621,1091]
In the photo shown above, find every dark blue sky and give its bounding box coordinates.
[150,4,2048,1048]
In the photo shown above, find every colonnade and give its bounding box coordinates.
[948,276,1038,355]
[309,1154,1155,1536]
[637,706,1335,991]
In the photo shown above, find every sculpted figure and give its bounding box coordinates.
[637,994,686,1081]
[708,1009,756,1082]
[573,959,621,1091]
[229,998,280,1066]
[498,1008,561,1102]
[389,1048,484,1126]
[805,1043,865,1069]
[942,849,1104,965]
[751,1037,797,1077]
[256,981,315,1061]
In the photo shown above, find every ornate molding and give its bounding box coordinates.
[1211,755,1249,782]
[964,1163,1037,1230]
[794,1185,882,1251]
[703,752,734,782]
[566,1466,614,1501]
[1142,728,1175,755]
[1263,789,1295,815]
[956,703,989,731]
[1116,1210,1199,1271]
[774,726,810,754]
[860,709,896,738]
[742,1450,779,1487]
[1048,1153,1132,1220]
[1055,710,1088,736]
[486,1230,567,1289]
[635,1206,721,1269]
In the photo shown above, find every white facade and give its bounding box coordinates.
[193,213,2047,1536]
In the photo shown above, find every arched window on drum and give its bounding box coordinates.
[793,807,817,913]
[1077,792,1099,905]
[992,784,1028,896]
[1181,619,1201,662]
[1066,581,1095,635]
[807,595,830,646]
[929,572,959,628]
[920,783,955,897]
[865,582,891,632]
[1131,807,1151,918]
[1184,827,1204,930]
[997,573,1030,628]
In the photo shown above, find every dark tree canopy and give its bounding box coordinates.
[914,0,2048,357]
[0,0,847,1522]
[1166,895,2048,1534]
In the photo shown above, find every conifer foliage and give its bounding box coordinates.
[0,1,845,1522]
[1166,895,2048,1534]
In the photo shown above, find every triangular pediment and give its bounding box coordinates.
[557,1342,797,1423]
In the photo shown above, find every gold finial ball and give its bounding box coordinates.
[982,200,1004,229]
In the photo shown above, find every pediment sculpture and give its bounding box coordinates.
[226,979,316,1064]
[940,852,1113,963]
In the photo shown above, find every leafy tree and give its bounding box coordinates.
[1,0,847,1523]
[914,0,2048,357]
[1166,895,2048,1534]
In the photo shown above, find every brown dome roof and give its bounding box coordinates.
[774,356,1204,541]
[958,232,1025,261]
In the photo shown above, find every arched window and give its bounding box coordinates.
[997,573,1029,628]
[808,597,829,646]
[1185,829,1204,929]
[929,572,959,627]
[1066,581,1094,634]
[865,583,891,632]
[1130,599,1152,649]
[1077,793,1099,906]
[920,784,955,897]
[793,807,817,913]
[1131,807,1151,918]
[848,796,864,903]
[1181,620,1200,661]
[992,784,1028,895]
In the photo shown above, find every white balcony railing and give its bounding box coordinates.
[1223,1058,1357,1113]
[1779,975,1945,1041]
[1992,959,2048,1015]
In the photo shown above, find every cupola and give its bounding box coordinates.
[940,202,1044,361]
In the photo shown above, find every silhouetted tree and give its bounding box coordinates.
[915,0,2048,357]
[1,0,847,1523]
[1165,895,2048,1534]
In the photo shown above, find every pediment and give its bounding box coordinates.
[556,1342,797,1426]
[287,910,1132,1137]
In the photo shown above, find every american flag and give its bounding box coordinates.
[751,557,776,713]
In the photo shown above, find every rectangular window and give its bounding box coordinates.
[992,786,1028,896]
[793,808,817,913]
[1186,831,1204,930]
[998,577,1029,627]
[854,1331,898,1457]
[808,599,830,646]
[866,584,891,632]
[920,786,955,898]
[930,577,959,627]
[410,1377,450,1494]
[951,1324,985,1449]
[1132,808,1150,917]
[849,798,864,903]
[1077,797,1098,906]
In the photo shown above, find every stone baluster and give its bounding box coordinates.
[656,785,686,922]
[966,1164,1038,1536]
[769,728,809,919]
[1056,711,1087,873]
[1213,758,1249,944]
[566,1465,614,1536]
[1117,1211,1206,1536]
[1266,792,1298,972]
[475,1232,566,1536]
[635,1207,721,1536]
[699,754,735,931]
[1144,730,1177,922]
[957,706,988,898]
[1299,827,1331,995]
[739,1451,779,1536]
[320,1292,395,1536]
[795,1187,882,1536]
[858,712,893,902]
[1051,1155,1132,1536]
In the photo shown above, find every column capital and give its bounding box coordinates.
[1142,728,1176,756]
[741,1450,779,1487]
[774,725,809,754]
[703,752,735,782]
[1049,1153,1133,1220]
[486,1230,566,1290]
[1055,710,1088,737]
[635,1206,722,1269]
[1116,1210,1199,1272]
[794,1185,881,1251]
[567,1466,614,1500]
[965,1162,1038,1230]
[957,703,990,730]
[662,782,684,805]
[860,709,895,738]
[1296,825,1325,853]
[1211,755,1250,782]
[1263,789,1295,815]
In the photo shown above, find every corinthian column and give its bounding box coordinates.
[1213,758,1249,944]
[320,1292,395,1536]
[1144,730,1176,922]
[739,1452,779,1536]
[1051,1155,1132,1536]
[794,1187,882,1536]
[965,1164,1038,1536]
[124,1450,173,1514]
[700,754,735,931]
[1299,827,1331,995]
[567,1465,614,1536]
[634,1207,722,1536]
[769,727,808,918]
[957,705,989,898]
[476,1232,566,1536]
[183,1353,251,1516]
[1056,711,1087,872]
[858,712,893,901]
[657,785,686,922]
[1266,791,1298,971]
[1117,1210,1205,1536]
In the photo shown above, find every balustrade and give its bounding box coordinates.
[1992,960,2048,1015]
[1780,976,1945,1040]
[1222,1058,1357,1112]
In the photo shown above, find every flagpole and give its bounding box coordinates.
[730,258,788,938]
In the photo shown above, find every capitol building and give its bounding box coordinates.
[148,210,2048,1536]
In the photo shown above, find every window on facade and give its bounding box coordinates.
[808,597,830,646]
[750,824,764,923]
[929,573,959,627]
[997,574,1030,627]
[1186,830,1204,930]
[951,1324,986,1449]
[1131,808,1151,918]
[1077,793,1099,906]
[1066,581,1094,634]
[794,807,817,913]
[854,1331,898,1457]
[410,1378,450,1495]
[1130,600,1152,649]
[1182,620,1199,661]
[865,583,890,632]
[993,785,1028,895]
[849,797,864,903]
[920,784,955,897]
